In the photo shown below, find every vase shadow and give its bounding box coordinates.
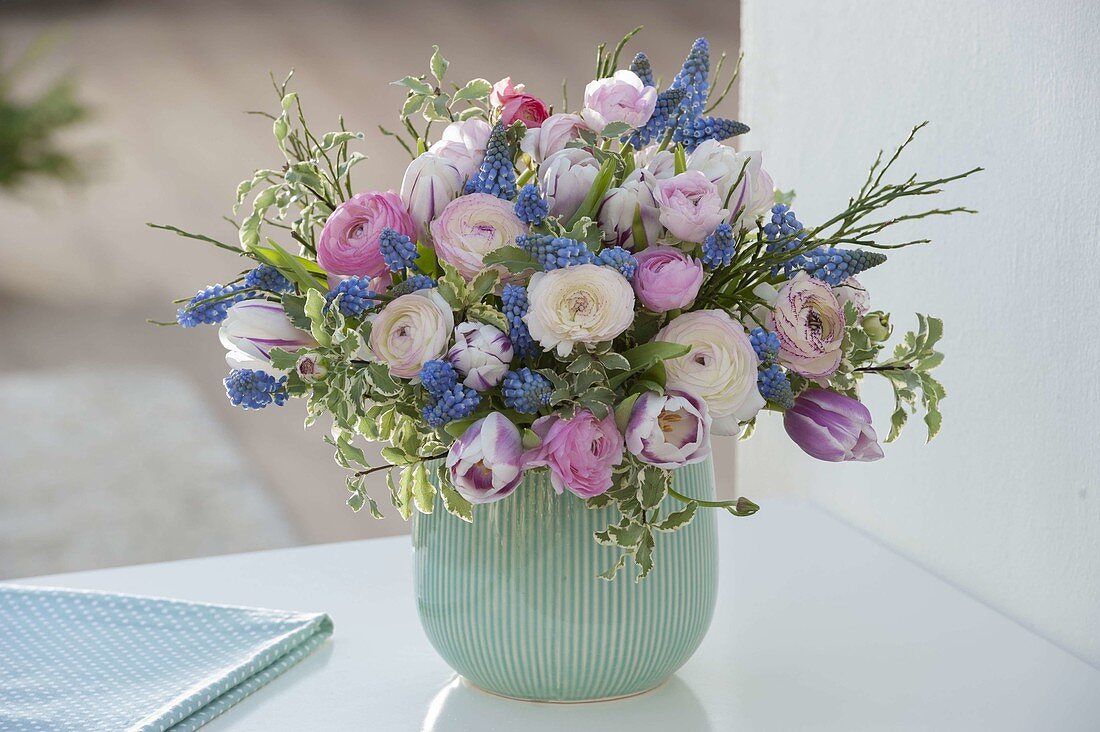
[421,673,712,731]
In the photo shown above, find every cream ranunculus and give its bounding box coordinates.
[655,310,765,435]
[368,289,455,379]
[524,264,635,357]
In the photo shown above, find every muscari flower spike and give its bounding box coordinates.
[596,246,638,280]
[671,37,710,119]
[517,233,594,270]
[629,87,686,148]
[244,264,294,294]
[701,222,735,269]
[224,368,289,410]
[502,368,553,414]
[630,52,655,87]
[764,203,809,277]
[177,283,254,328]
[325,276,378,317]
[390,274,437,295]
[422,384,481,428]
[749,327,780,364]
[798,247,888,286]
[757,363,795,410]
[464,122,516,200]
[419,359,459,397]
[672,115,751,152]
[379,227,418,273]
[501,284,538,359]
[514,184,549,226]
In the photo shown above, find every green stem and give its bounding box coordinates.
[668,487,738,509]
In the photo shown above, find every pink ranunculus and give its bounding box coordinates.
[632,246,704,312]
[316,191,414,278]
[520,113,588,163]
[654,171,730,244]
[447,412,525,504]
[429,119,493,180]
[500,94,549,129]
[784,389,884,463]
[524,410,624,498]
[490,77,526,107]
[773,272,846,382]
[580,70,658,132]
[429,193,527,281]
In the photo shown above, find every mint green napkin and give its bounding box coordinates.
[0,585,332,731]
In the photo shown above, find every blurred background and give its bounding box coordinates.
[0,0,740,578]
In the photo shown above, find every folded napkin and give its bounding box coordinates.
[0,585,333,731]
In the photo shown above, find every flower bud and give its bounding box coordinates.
[447,322,513,391]
[861,312,892,342]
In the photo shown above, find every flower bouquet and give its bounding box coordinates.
[154,30,977,701]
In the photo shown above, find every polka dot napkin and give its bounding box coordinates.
[0,585,333,731]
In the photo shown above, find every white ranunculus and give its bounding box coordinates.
[541,148,601,220]
[655,310,765,435]
[597,175,661,248]
[368,289,455,379]
[428,118,493,180]
[687,141,774,229]
[400,152,463,244]
[447,322,513,391]
[525,264,635,357]
[520,113,587,163]
[219,300,317,375]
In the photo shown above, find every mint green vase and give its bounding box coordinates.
[412,455,719,702]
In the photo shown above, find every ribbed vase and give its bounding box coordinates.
[412,455,719,702]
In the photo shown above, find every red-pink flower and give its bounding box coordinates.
[490,77,525,107]
[523,410,624,498]
[491,77,548,129]
[317,192,415,278]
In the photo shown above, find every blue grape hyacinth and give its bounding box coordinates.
[325,277,378,317]
[464,122,516,200]
[501,284,538,359]
[514,184,550,226]
[672,115,751,152]
[596,246,638,280]
[379,227,418,272]
[390,274,437,295]
[422,385,481,428]
[749,327,780,364]
[670,37,710,119]
[502,368,552,414]
[764,203,809,276]
[224,368,288,410]
[177,283,254,327]
[419,359,459,397]
[517,234,594,270]
[701,223,735,269]
[798,247,888,286]
[630,52,655,87]
[757,364,795,410]
[244,265,294,294]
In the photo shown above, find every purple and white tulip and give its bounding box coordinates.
[447,322,513,391]
[399,152,463,244]
[541,148,601,220]
[447,412,525,504]
[783,389,885,463]
[219,300,317,374]
[625,390,711,468]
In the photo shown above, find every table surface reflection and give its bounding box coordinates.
[17,501,1100,731]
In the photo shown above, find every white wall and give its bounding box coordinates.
[739,0,1100,667]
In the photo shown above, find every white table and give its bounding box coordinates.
[15,501,1100,731]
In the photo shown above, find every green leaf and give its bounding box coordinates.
[638,467,669,510]
[255,237,326,292]
[466,303,508,333]
[268,347,300,370]
[303,289,332,347]
[598,352,631,371]
[655,501,697,532]
[411,461,435,514]
[599,121,632,138]
[608,341,691,388]
[597,554,627,581]
[453,78,492,102]
[393,76,433,95]
[147,223,242,255]
[469,268,500,303]
[607,521,646,549]
[402,94,427,118]
[429,46,449,83]
[633,529,655,581]
[281,295,311,331]
[481,245,540,274]
[438,478,473,522]
[567,158,618,228]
